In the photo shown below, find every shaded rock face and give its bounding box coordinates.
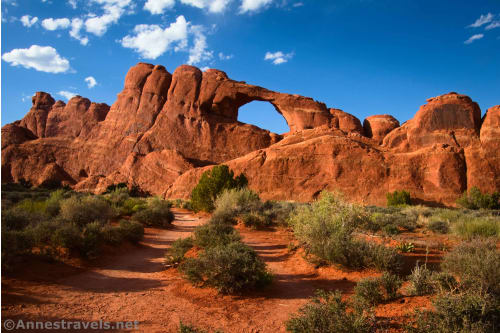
[2,63,499,206]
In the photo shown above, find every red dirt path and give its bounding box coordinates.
[2,209,431,332]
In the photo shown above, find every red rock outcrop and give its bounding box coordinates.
[363,115,400,144]
[2,63,499,206]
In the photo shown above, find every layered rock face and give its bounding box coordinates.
[2,63,499,206]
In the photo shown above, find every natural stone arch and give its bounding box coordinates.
[237,100,291,134]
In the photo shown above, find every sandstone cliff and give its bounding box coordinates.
[2,63,499,206]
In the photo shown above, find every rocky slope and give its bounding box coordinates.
[2,63,499,206]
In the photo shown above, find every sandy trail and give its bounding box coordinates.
[2,209,423,332]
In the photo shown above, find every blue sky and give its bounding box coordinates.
[2,0,500,134]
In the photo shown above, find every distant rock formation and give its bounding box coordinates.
[2,63,499,206]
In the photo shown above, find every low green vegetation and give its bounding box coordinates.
[456,186,500,210]
[386,190,411,206]
[288,192,402,272]
[407,238,500,333]
[285,290,374,333]
[190,165,248,212]
[0,184,179,270]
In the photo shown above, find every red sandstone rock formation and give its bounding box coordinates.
[2,63,498,206]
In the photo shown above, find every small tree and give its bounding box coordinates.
[456,187,500,210]
[191,165,248,212]
[386,190,411,206]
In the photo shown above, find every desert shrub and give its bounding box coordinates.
[358,241,403,273]
[105,187,130,208]
[193,217,240,249]
[190,165,248,212]
[262,200,297,226]
[132,197,174,227]
[2,206,44,230]
[179,241,272,294]
[165,237,194,265]
[354,272,402,306]
[408,291,500,333]
[362,211,417,235]
[431,272,458,294]
[441,239,500,296]
[213,188,261,218]
[1,228,34,269]
[59,195,113,227]
[15,198,48,214]
[50,223,82,252]
[241,212,272,229]
[118,220,144,243]
[456,187,500,210]
[383,224,400,235]
[289,192,401,272]
[354,277,384,305]
[79,221,103,258]
[427,219,450,234]
[453,216,499,239]
[104,182,128,194]
[45,189,66,217]
[101,225,124,246]
[178,322,208,333]
[380,272,403,300]
[119,197,147,216]
[285,290,374,333]
[407,263,434,296]
[386,190,411,206]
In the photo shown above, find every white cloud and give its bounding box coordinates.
[85,0,133,36]
[68,0,77,9]
[218,52,233,60]
[58,90,77,100]
[264,50,293,64]
[70,18,89,45]
[468,13,494,28]
[292,2,303,7]
[120,15,189,59]
[485,21,500,30]
[41,17,71,30]
[20,15,38,27]
[144,0,175,14]
[179,0,232,13]
[85,76,97,88]
[2,45,70,73]
[187,25,213,65]
[240,0,272,13]
[464,34,484,44]
[200,66,210,71]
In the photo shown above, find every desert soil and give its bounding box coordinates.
[2,209,432,332]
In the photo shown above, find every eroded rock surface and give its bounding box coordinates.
[2,63,498,206]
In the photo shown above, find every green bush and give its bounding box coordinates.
[386,190,411,206]
[1,228,34,269]
[45,189,66,217]
[442,239,500,296]
[453,216,499,239]
[354,272,402,306]
[193,216,240,249]
[285,290,374,333]
[427,219,450,234]
[51,222,82,252]
[353,277,384,305]
[118,220,144,244]
[190,165,248,212]
[165,237,194,265]
[179,241,272,294]
[362,211,417,235]
[213,188,261,218]
[456,186,500,210]
[101,225,125,245]
[132,197,174,227]
[289,192,401,272]
[380,272,403,300]
[119,197,146,216]
[178,322,208,333]
[241,212,272,229]
[262,200,297,226]
[407,263,434,296]
[2,206,44,230]
[59,195,113,227]
[79,221,104,258]
[408,291,500,333]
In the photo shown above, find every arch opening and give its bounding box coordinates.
[237,101,290,134]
